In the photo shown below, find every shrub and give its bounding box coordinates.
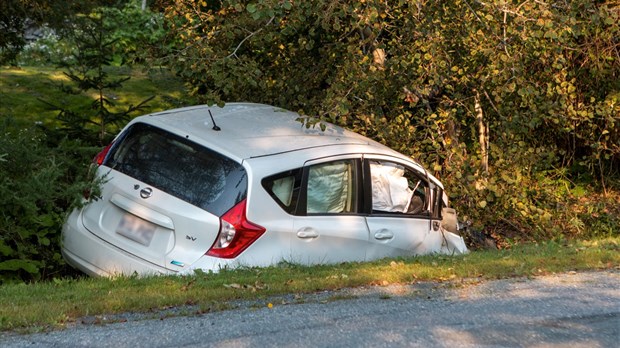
[16,26,74,66]
[163,0,619,243]
[0,122,98,283]
[14,0,167,67]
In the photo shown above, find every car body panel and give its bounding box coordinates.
[144,103,377,161]
[365,217,434,259]
[80,167,222,271]
[290,216,368,264]
[62,210,175,277]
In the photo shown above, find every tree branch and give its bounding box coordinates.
[226,17,275,59]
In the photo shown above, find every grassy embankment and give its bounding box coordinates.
[0,238,618,332]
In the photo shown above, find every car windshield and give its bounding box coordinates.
[104,122,247,216]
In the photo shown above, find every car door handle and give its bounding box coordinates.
[374,230,394,240]
[297,229,319,239]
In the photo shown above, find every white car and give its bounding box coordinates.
[61,103,467,277]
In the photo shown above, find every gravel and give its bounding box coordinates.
[1,270,618,347]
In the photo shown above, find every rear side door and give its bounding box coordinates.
[80,123,247,271]
[363,156,444,260]
[280,156,368,264]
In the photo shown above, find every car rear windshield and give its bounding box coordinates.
[104,122,247,216]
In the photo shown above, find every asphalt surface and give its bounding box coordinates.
[1,270,618,347]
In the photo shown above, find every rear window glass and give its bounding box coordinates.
[104,123,247,216]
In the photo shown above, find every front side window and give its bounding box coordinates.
[104,123,247,216]
[369,160,429,216]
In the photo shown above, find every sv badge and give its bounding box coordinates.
[186,235,197,241]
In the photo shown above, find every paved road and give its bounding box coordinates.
[2,270,618,347]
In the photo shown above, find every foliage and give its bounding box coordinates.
[0,122,100,283]
[0,3,169,283]
[92,0,168,65]
[42,12,153,145]
[5,1,166,67]
[163,0,619,242]
[0,66,195,284]
[14,26,74,66]
[0,0,117,64]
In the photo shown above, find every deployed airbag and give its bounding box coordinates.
[307,162,351,213]
[370,162,413,213]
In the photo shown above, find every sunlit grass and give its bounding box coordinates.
[0,237,617,332]
[0,65,194,129]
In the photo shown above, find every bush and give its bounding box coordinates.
[15,0,167,67]
[0,122,98,283]
[16,26,74,66]
[163,0,619,243]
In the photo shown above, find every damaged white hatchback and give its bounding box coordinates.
[62,103,467,277]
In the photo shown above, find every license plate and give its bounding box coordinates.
[116,214,156,246]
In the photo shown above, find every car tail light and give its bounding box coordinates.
[83,142,114,199]
[207,199,266,259]
[93,142,114,165]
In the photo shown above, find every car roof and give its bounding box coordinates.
[137,102,398,160]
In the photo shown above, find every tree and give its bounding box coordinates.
[42,10,153,145]
[163,0,619,240]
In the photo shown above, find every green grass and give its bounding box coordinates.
[0,65,194,129]
[0,237,618,332]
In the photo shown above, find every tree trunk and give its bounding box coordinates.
[475,91,489,174]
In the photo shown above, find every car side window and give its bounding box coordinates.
[262,169,302,214]
[306,160,358,214]
[369,160,429,216]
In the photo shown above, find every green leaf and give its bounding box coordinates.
[0,260,39,274]
[544,30,557,39]
[246,4,257,14]
[38,237,51,247]
[37,214,55,227]
[0,240,13,257]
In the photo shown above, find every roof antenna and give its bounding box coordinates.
[208,109,221,131]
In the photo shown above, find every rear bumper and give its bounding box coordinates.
[61,210,175,277]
